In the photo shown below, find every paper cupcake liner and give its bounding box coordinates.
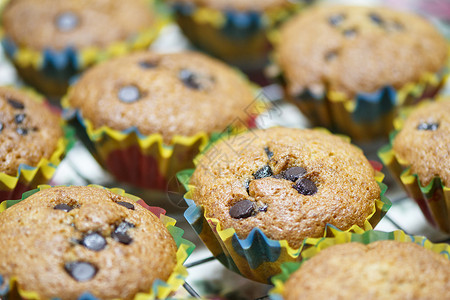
[0,94,75,202]
[269,229,450,299]
[379,109,450,233]
[0,184,196,300]
[177,163,391,283]
[170,1,303,69]
[0,0,168,96]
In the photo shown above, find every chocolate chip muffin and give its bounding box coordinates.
[273,5,448,140]
[392,100,450,187]
[1,0,163,98]
[283,241,450,300]
[64,51,257,191]
[0,186,177,299]
[190,127,382,249]
[0,86,62,176]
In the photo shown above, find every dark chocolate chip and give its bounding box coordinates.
[14,113,25,124]
[0,122,3,133]
[139,61,157,69]
[112,231,133,245]
[329,14,345,26]
[343,28,357,38]
[369,12,384,25]
[264,147,274,159]
[117,201,135,210]
[115,221,135,234]
[179,69,201,90]
[16,127,28,136]
[417,122,439,131]
[7,98,24,109]
[56,12,79,32]
[283,167,307,182]
[229,200,255,219]
[258,204,268,212]
[253,165,273,179]
[81,232,106,251]
[118,85,141,103]
[325,51,338,61]
[244,180,250,194]
[293,178,317,195]
[54,203,73,212]
[64,262,97,282]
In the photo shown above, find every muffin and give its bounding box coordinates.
[272,5,448,140]
[0,86,70,202]
[63,51,258,192]
[0,185,194,299]
[270,230,450,300]
[1,0,166,98]
[379,99,450,233]
[181,127,390,282]
[167,0,302,71]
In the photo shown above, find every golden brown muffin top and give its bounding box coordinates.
[169,0,292,12]
[393,100,450,187]
[67,51,256,144]
[276,5,448,99]
[283,241,450,300]
[191,127,380,248]
[2,0,156,51]
[0,86,62,176]
[0,186,177,300]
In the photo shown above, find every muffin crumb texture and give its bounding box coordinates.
[191,128,380,248]
[0,186,177,300]
[283,241,450,300]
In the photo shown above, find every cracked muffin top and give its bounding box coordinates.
[275,5,448,99]
[0,86,62,176]
[67,51,256,143]
[393,99,450,187]
[283,241,450,300]
[0,186,177,300]
[190,127,381,248]
[2,0,157,51]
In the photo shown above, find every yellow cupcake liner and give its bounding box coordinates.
[0,88,75,201]
[0,184,196,300]
[270,229,450,299]
[179,162,391,283]
[379,98,450,233]
[0,0,168,71]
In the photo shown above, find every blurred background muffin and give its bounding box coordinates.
[271,5,448,141]
[0,86,70,201]
[64,50,259,194]
[1,0,166,99]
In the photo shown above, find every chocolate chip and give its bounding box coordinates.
[329,14,345,26]
[283,167,307,182]
[0,122,3,133]
[16,127,28,135]
[64,262,97,282]
[179,69,201,90]
[369,12,384,25]
[115,221,135,234]
[325,51,338,61]
[112,231,133,245]
[264,147,273,159]
[7,98,24,109]
[81,232,106,251]
[244,180,250,194]
[54,203,73,212]
[253,165,273,179]
[229,200,255,219]
[417,122,439,131]
[118,85,141,103]
[258,204,268,212]
[139,61,157,69]
[293,178,317,195]
[343,28,357,38]
[117,201,135,210]
[14,113,25,124]
[56,12,79,32]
